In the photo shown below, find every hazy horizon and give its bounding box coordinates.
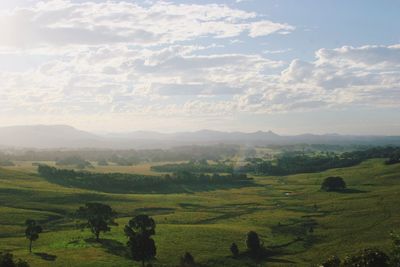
[0,0,399,135]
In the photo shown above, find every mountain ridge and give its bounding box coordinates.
[0,124,399,149]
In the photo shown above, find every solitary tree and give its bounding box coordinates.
[321,176,346,192]
[124,215,156,267]
[76,203,116,241]
[25,219,42,253]
[246,231,262,256]
[180,252,195,267]
[230,242,239,258]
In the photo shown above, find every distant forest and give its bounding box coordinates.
[38,165,252,193]
[0,145,238,164]
[243,146,400,175]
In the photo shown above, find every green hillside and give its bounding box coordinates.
[0,159,399,266]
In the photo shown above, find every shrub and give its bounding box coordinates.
[230,242,239,258]
[246,231,262,255]
[321,176,346,192]
[320,255,340,267]
[342,248,389,267]
[180,252,195,267]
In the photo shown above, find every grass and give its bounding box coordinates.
[0,159,399,266]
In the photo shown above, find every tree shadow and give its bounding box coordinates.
[237,248,296,264]
[34,252,57,261]
[85,238,128,258]
[337,188,368,194]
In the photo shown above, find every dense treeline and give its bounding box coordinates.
[1,145,238,165]
[151,159,233,173]
[38,165,251,193]
[243,146,400,175]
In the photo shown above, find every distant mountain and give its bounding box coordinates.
[0,125,399,149]
[0,125,104,149]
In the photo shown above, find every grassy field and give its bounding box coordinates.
[0,159,399,266]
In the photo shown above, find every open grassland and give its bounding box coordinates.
[0,159,399,266]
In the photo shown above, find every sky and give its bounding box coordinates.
[0,0,399,135]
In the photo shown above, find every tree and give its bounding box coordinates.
[25,219,42,253]
[76,203,116,241]
[246,231,262,256]
[0,252,29,267]
[124,215,156,267]
[342,248,389,267]
[180,252,195,267]
[321,176,346,192]
[230,243,239,258]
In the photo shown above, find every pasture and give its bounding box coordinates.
[0,159,399,266]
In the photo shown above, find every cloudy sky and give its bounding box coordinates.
[0,0,399,134]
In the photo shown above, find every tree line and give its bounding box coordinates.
[242,146,400,176]
[37,165,252,193]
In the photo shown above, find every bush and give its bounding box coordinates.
[342,248,389,267]
[320,255,340,267]
[230,242,239,258]
[180,252,195,267]
[0,252,29,267]
[321,176,346,192]
[246,231,262,255]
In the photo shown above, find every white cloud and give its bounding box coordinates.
[248,21,295,37]
[0,0,292,48]
[0,1,398,129]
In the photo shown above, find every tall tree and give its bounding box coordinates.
[246,231,262,256]
[76,203,116,241]
[124,215,156,267]
[25,219,42,253]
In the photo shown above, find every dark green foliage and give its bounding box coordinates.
[385,150,400,165]
[151,160,233,173]
[342,248,389,267]
[38,165,252,193]
[243,146,400,175]
[321,177,346,192]
[0,252,29,267]
[246,231,262,256]
[230,243,239,258]
[76,203,116,241]
[320,255,340,267]
[124,215,156,267]
[25,219,42,253]
[390,232,400,266]
[180,252,195,267]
